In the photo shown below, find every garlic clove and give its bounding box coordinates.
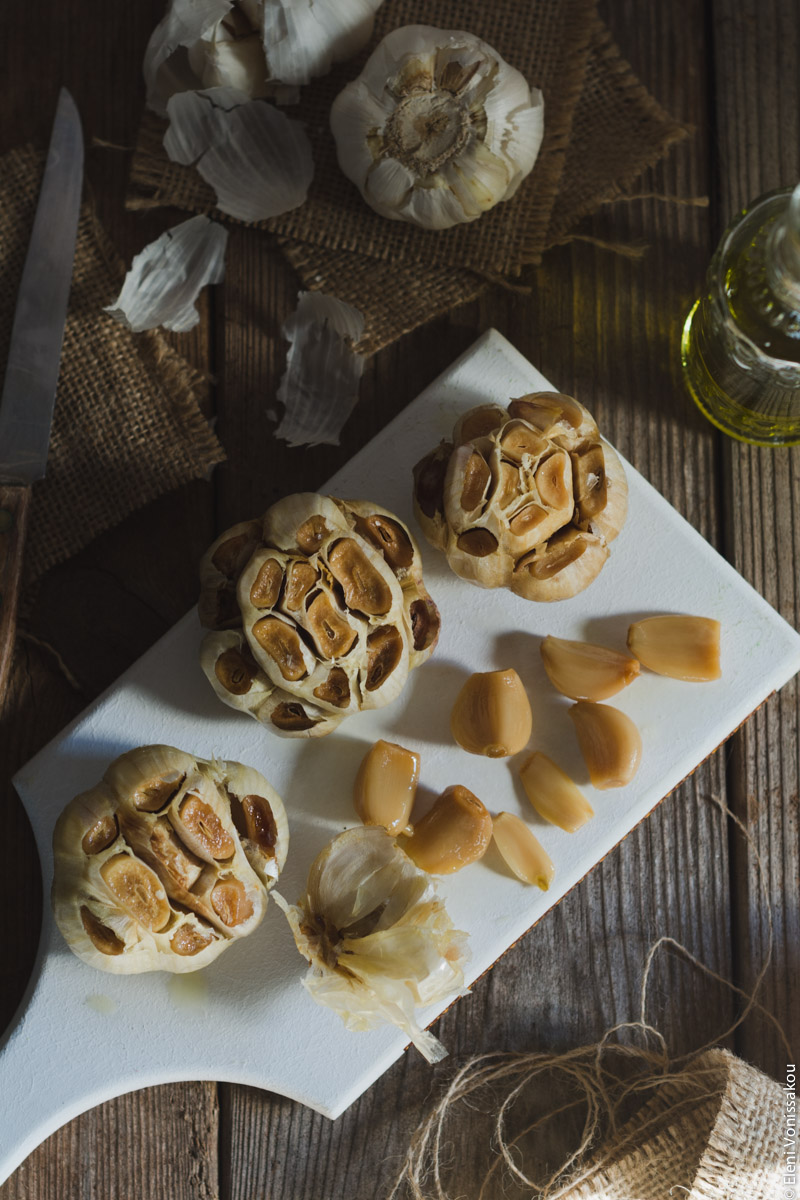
[569,701,643,790]
[353,739,419,835]
[450,668,532,758]
[518,751,594,832]
[540,635,640,701]
[627,615,721,681]
[512,528,609,602]
[402,784,492,874]
[492,812,555,889]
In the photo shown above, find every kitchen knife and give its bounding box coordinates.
[0,88,83,702]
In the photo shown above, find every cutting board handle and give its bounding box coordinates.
[0,484,31,703]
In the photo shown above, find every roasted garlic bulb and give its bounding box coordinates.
[199,493,440,737]
[273,826,469,1062]
[330,25,544,229]
[52,745,289,974]
[413,393,628,600]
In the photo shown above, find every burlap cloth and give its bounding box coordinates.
[563,1049,789,1200]
[0,145,225,584]
[127,5,689,354]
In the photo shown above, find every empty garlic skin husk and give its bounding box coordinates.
[413,394,627,601]
[199,493,440,737]
[52,745,289,973]
[330,25,544,230]
[273,826,469,1062]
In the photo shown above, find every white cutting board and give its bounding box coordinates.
[3,329,799,1184]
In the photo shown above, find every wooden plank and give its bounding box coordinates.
[711,0,800,1080]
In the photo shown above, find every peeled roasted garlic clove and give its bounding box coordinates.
[402,785,492,874]
[540,635,640,701]
[274,826,468,1062]
[412,395,627,601]
[569,701,642,790]
[492,812,554,889]
[353,739,419,836]
[330,25,544,230]
[628,615,721,681]
[518,751,594,832]
[450,668,532,758]
[198,493,439,737]
[52,745,288,973]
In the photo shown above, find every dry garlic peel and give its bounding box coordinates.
[330,25,544,230]
[492,812,554,890]
[569,701,643,790]
[519,751,594,832]
[199,493,440,737]
[354,739,419,836]
[402,785,492,875]
[52,745,288,973]
[413,394,627,601]
[450,668,532,757]
[145,0,384,114]
[628,615,721,681]
[540,635,640,701]
[273,826,469,1062]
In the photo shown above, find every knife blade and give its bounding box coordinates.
[0,88,84,702]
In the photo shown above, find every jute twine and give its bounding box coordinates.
[126,8,689,354]
[389,794,792,1200]
[0,145,225,584]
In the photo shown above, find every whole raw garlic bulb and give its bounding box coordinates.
[330,25,545,230]
[273,826,469,1062]
[52,746,289,974]
[199,493,440,737]
[412,393,628,600]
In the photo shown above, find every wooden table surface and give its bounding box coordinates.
[1,1,798,1196]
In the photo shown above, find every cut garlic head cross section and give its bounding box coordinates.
[52,745,289,974]
[199,493,441,737]
[413,393,628,601]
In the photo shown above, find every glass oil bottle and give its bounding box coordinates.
[681,182,800,446]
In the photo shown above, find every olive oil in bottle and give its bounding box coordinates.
[681,182,800,446]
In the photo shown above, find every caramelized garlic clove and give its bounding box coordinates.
[353,739,420,836]
[451,668,532,758]
[100,854,171,933]
[518,751,594,832]
[492,812,555,889]
[627,615,721,681]
[198,518,262,629]
[540,635,640,701]
[569,701,642,789]
[512,528,609,602]
[402,785,492,874]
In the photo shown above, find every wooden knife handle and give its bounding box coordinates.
[0,484,32,707]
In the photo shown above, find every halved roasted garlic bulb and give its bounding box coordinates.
[273,826,468,1062]
[413,393,627,600]
[199,494,440,737]
[52,745,289,973]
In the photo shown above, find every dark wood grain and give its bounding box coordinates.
[0,484,30,704]
[1,0,798,1196]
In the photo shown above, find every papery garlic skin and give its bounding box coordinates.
[52,746,289,974]
[330,25,545,230]
[274,826,469,1062]
[145,0,384,115]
